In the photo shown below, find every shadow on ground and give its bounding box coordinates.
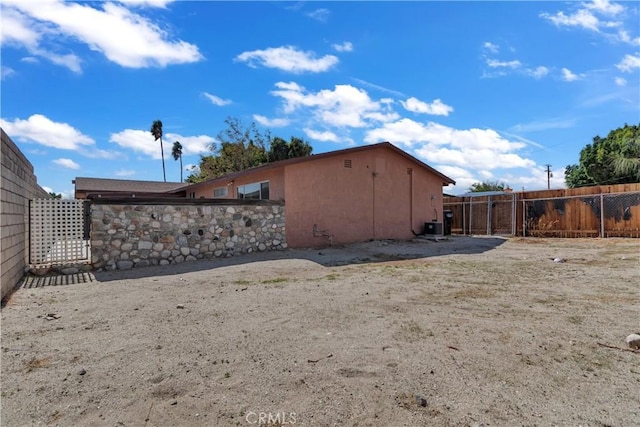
[88,235,507,283]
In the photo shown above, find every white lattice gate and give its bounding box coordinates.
[29,199,91,266]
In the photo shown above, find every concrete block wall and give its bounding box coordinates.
[90,202,286,271]
[1,129,50,299]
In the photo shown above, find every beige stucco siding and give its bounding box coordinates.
[191,168,285,201]
[283,146,445,248]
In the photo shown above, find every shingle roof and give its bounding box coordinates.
[73,177,185,194]
[176,141,455,192]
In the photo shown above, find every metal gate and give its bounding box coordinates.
[444,193,516,236]
[29,199,91,266]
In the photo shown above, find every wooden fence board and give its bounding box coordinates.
[443,183,640,238]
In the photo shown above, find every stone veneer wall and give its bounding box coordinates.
[1,129,50,299]
[90,201,286,271]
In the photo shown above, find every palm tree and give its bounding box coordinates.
[612,136,640,181]
[150,120,166,182]
[172,140,183,182]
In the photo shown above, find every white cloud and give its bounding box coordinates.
[527,66,550,79]
[203,92,232,106]
[351,78,406,97]
[110,129,213,159]
[235,46,338,73]
[165,133,215,156]
[40,51,82,73]
[253,115,290,128]
[0,8,40,48]
[306,8,330,22]
[561,67,584,81]
[540,9,600,32]
[616,30,640,45]
[487,59,522,69]
[115,169,136,177]
[364,119,533,171]
[53,158,80,170]
[270,82,398,128]
[511,118,576,133]
[614,76,627,86]
[117,0,174,8]
[20,56,39,63]
[540,1,637,45]
[585,0,625,16]
[400,97,454,116]
[304,128,340,142]
[483,42,499,54]
[332,41,353,52]
[616,53,640,72]
[0,114,95,150]
[1,0,202,70]
[1,66,15,79]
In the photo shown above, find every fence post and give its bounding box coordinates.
[469,200,473,235]
[600,193,605,238]
[462,201,466,235]
[487,196,491,235]
[511,193,516,236]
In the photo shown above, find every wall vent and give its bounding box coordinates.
[344,159,352,168]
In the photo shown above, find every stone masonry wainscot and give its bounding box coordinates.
[90,201,286,271]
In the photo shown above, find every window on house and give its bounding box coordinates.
[213,187,228,198]
[237,181,269,200]
[188,192,196,198]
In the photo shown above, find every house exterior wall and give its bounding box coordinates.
[283,145,446,248]
[1,130,50,299]
[191,168,285,201]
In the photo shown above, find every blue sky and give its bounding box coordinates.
[1,0,638,197]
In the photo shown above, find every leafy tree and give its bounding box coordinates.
[187,117,313,183]
[150,119,166,182]
[172,140,183,182]
[612,133,640,182]
[468,180,506,192]
[565,123,640,188]
[268,137,290,162]
[267,136,313,162]
[48,192,62,199]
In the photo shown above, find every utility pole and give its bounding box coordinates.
[545,164,553,190]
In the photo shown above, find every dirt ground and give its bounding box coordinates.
[1,236,639,427]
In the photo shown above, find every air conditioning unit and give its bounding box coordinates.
[424,222,442,235]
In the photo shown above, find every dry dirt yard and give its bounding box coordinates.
[1,236,639,427]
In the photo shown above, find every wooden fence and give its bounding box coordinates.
[443,183,640,238]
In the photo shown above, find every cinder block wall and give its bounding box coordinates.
[1,129,50,299]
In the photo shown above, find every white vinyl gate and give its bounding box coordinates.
[29,199,91,266]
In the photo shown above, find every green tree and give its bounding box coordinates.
[565,123,640,188]
[187,117,313,183]
[468,180,506,192]
[612,133,640,182]
[268,137,290,162]
[267,136,313,162]
[48,192,62,199]
[150,119,166,182]
[171,140,183,182]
